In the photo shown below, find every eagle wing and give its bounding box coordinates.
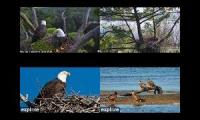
[32,25,47,42]
[34,79,66,104]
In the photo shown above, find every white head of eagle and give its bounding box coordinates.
[34,71,71,104]
[41,20,46,26]
[50,28,67,49]
[56,28,66,37]
[57,71,70,83]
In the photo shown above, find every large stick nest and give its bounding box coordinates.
[36,95,100,113]
[21,93,100,113]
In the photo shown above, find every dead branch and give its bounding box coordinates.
[20,93,36,108]
[156,16,180,45]
[31,7,38,27]
[120,15,136,41]
[68,25,100,53]
[61,10,67,33]
[20,12,36,32]
[66,8,93,53]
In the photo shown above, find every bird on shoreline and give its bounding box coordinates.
[107,91,118,105]
[131,91,144,103]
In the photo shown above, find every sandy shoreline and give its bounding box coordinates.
[100,90,180,105]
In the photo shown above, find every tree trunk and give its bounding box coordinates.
[31,7,38,27]
[133,7,144,52]
[133,7,144,43]
[152,8,157,39]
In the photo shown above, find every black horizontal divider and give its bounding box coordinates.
[14,0,187,119]
[18,113,181,119]
[18,53,182,66]
[17,0,181,7]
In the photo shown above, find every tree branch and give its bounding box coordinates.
[31,7,38,27]
[61,10,69,40]
[20,12,35,32]
[140,13,165,24]
[156,16,180,45]
[139,7,163,20]
[61,10,67,33]
[20,93,36,108]
[73,8,91,44]
[100,30,113,39]
[120,15,136,41]
[68,26,100,53]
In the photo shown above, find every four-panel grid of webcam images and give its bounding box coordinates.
[20,7,180,113]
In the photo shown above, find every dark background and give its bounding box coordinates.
[5,0,196,119]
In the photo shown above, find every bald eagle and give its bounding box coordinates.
[51,28,67,48]
[34,71,70,104]
[32,20,47,43]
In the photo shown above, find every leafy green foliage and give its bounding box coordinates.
[111,26,130,39]
[32,40,54,51]
[100,33,134,53]
[47,28,57,34]
[68,32,77,40]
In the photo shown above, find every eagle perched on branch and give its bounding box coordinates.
[32,20,47,42]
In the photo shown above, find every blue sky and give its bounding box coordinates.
[20,67,100,101]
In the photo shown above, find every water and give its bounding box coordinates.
[100,67,180,91]
[117,104,180,113]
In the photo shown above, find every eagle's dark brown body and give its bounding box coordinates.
[35,79,66,104]
[32,25,47,42]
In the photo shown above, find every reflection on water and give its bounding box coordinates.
[116,104,180,113]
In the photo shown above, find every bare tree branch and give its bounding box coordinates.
[156,16,180,45]
[67,8,95,53]
[140,13,165,24]
[78,8,91,33]
[120,15,136,41]
[20,12,36,32]
[61,10,67,33]
[139,7,163,20]
[20,93,36,108]
[61,10,70,40]
[31,7,38,27]
[68,26,100,53]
